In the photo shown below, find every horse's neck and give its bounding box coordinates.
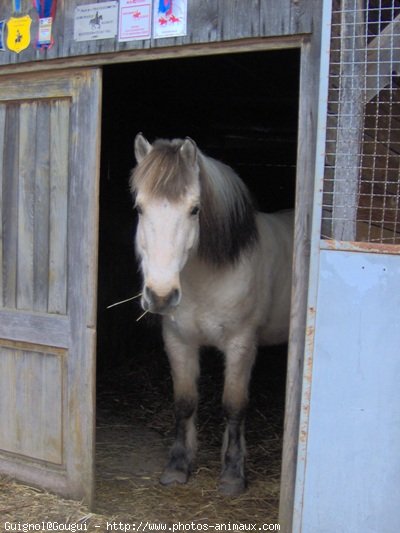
[182,249,253,295]
[182,253,213,286]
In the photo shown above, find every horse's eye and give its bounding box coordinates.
[190,205,200,216]
[136,204,143,215]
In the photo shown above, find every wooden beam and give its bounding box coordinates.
[332,0,366,241]
[279,2,324,530]
[366,14,400,103]
[0,36,303,77]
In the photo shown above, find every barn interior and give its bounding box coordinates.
[96,48,300,521]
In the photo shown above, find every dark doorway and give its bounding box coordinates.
[96,49,300,522]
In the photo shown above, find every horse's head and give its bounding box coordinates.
[131,134,201,315]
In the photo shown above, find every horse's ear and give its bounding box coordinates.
[180,137,197,165]
[134,133,152,163]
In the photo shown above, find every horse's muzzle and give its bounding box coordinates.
[142,285,181,314]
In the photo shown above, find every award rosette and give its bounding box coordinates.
[32,0,57,49]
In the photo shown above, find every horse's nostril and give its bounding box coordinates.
[144,285,157,305]
[144,285,180,311]
[168,288,180,306]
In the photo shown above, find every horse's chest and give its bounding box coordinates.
[168,268,255,348]
[170,306,228,347]
[195,314,226,345]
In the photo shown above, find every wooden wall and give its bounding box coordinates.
[0,0,324,527]
[0,0,314,68]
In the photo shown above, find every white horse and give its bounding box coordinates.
[130,134,293,496]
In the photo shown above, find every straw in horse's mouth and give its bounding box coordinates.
[136,309,150,322]
[107,292,142,309]
[106,292,150,322]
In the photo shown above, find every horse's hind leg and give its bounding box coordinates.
[160,326,199,486]
[220,336,257,496]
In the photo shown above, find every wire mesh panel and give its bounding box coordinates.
[322,0,400,243]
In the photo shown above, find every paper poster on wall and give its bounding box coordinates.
[153,0,187,39]
[74,1,118,42]
[118,0,152,41]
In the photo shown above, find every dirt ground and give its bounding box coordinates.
[0,342,285,532]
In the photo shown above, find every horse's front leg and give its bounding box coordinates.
[160,324,199,486]
[220,335,257,496]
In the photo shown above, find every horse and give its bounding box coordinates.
[90,12,103,30]
[130,134,294,496]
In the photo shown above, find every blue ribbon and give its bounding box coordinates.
[0,20,5,51]
[32,0,56,18]
[13,0,22,13]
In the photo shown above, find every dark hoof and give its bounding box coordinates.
[219,475,246,497]
[160,467,189,486]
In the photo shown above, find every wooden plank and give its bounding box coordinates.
[261,0,291,36]
[279,1,323,530]
[290,0,314,35]
[0,456,69,497]
[2,104,19,309]
[68,70,101,329]
[0,105,6,305]
[0,75,72,100]
[0,37,304,77]
[219,0,261,40]
[17,102,37,311]
[186,0,219,43]
[65,68,101,505]
[0,345,16,458]
[0,0,314,69]
[361,131,400,182]
[33,102,51,313]
[0,342,64,464]
[363,85,400,162]
[0,309,70,348]
[331,0,366,241]
[48,99,69,315]
[366,14,400,103]
[364,115,400,156]
[326,8,400,104]
[357,135,400,238]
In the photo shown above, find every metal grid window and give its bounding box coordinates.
[322,0,400,244]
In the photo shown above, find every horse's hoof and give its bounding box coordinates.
[218,476,246,497]
[159,467,189,486]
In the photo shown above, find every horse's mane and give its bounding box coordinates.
[130,138,259,267]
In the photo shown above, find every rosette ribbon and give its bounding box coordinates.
[32,0,57,49]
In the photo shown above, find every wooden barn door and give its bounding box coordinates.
[0,68,101,504]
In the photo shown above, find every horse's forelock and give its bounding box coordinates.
[130,139,197,200]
